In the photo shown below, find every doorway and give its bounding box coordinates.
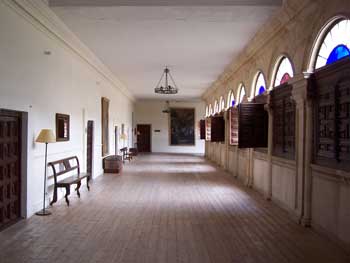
[0,109,27,231]
[86,121,94,175]
[137,124,151,152]
[115,126,119,155]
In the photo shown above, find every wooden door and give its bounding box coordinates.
[0,110,21,230]
[114,126,118,154]
[137,125,151,152]
[87,121,94,175]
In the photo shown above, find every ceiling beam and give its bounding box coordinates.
[49,0,282,7]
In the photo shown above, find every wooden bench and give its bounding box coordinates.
[120,147,132,163]
[48,156,91,206]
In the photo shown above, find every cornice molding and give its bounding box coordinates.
[4,0,135,102]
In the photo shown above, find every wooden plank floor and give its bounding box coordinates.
[0,153,349,263]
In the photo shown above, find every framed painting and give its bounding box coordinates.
[169,108,195,146]
[56,113,70,142]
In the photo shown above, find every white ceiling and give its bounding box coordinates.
[51,3,279,100]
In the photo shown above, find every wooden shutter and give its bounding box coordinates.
[205,118,211,141]
[211,115,225,142]
[311,58,350,171]
[270,83,296,159]
[200,120,206,140]
[229,107,239,145]
[238,103,268,148]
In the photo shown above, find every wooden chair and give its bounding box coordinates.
[48,156,91,206]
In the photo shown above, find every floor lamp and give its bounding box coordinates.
[35,129,56,216]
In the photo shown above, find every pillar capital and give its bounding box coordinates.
[290,73,310,108]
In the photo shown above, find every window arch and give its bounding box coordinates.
[219,96,225,111]
[205,106,209,117]
[227,90,235,108]
[237,83,246,104]
[272,56,294,87]
[214,100,219,114]
[208,104,213,116]
[253,71,267,96]
[314,19,350,69]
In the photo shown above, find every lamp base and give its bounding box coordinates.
[35,209,51,216]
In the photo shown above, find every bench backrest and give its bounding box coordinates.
[48,156,80,182]
[120,147,128,152]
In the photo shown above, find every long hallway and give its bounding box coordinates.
[0,154,349,263]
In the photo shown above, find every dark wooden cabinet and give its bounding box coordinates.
[229,107,239,146]
[270,83,296,160]
[200,120,206,140]
[211,115,225,142]
[205,118,211,141]
[238,103,268,148]
[311,58,350,171]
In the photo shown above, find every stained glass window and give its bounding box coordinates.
[238,84,246,104]
[316,19,350,69]
[274,57,294,87]
[219,96,225,111]
[214,100,219,114]
[254,72,267,96]
[227,90,235,108]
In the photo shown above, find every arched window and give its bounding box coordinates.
[209,104,213,116]
[214,100,219,114]
[315,19,350,69]
[227,90,235,108]
[219,96,225,111]
[205,106,209,117]
[254,72,267,96]
[273,57,294,87]
[237,84,246,104]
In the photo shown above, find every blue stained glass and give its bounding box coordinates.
[326,44,350,65]
[231,100,235,107]
[258,86,265,95]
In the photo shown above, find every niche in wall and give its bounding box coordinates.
[55,113,70,142]
[270,83,296,159]
[311,57,350,171]
[101,97,109,156]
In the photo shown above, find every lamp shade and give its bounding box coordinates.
[120,133,127,140]
[36,129,56,143]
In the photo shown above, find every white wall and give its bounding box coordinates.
[0,1,134,216]
[134,100,205,154]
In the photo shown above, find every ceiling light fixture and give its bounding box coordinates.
[154,67,179,95]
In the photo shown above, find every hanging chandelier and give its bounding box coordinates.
[154,67,179,95]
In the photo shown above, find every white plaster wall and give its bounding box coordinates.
[271,163,296,212]
[134,100,205,154]
[312,171,350,249]
[237,149,248,183]
[0,2,134,216]
[253,157,269,194]
[227,148,238,177]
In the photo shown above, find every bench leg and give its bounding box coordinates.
[50,186,58,206]
[75,181,81,198]
[86,176,90,191]
[65,186,70,206]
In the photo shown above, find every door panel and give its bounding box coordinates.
[0,111,21,230]
[87,121,94,175]
[137,125,151,152]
